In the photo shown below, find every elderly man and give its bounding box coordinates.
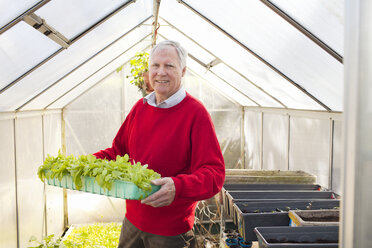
[94,40,225,248]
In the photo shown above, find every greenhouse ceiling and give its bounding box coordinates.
[0,0,344,112]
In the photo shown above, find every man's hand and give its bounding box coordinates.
[141,177,176,208]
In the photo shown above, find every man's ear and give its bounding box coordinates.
[181,66,187,77]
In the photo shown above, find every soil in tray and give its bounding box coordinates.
[301,216,339,222]
[266,239,338,244]
[242,207,294,213]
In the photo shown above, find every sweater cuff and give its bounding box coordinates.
[171,176,183,200]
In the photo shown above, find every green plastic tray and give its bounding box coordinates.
[46,175,160,200]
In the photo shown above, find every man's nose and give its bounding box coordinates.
[158,66,167,75]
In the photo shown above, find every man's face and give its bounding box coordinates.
[149,46,186,102]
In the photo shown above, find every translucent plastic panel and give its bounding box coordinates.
[15,116,45,247]
[199,79,243,169]
[181,70,244,169]
[48,40,150,109]
[187,58,257,107]
[289,116,330,188]
[22,26,151,110]
[262,113,289,170]
[158,26,282,107]
[160,1,326,110]
[0,0,152,111]
[332,120,342,195]
[210,109,242,169]
[244,110,262,169]
[0,21,60,90]
[35,0,131,39]
[211,64,283,108]
[64,73,123,155]
[43,113,64,236]
[270,0,344,56]
[0,0,39,28]
[64,73,125,224]
[181,0,343,111]
[158,26,216,65]
[0,119,17,248]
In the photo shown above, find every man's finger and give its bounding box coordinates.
[151,178,165,185]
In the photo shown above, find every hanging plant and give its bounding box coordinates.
[117,52,153,97]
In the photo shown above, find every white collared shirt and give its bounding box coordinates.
[143,86,186,108]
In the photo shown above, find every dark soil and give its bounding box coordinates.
[301,216,339,222]
[267,238,338,244]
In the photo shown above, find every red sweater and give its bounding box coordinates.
[94,93,225,236]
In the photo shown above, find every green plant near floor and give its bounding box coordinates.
[63,222,121,248]
[28,223,121,248]
[28,234,68,248]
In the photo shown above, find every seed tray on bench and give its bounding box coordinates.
[221,184,323,216]
[288,209,340,227]
[225,190,337,218]
[234,200,340,241]
[254,226,339,248]
[46,175,160,200]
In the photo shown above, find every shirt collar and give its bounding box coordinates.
[143,86,186,108]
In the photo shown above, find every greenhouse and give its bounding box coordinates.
[0,0,371,247]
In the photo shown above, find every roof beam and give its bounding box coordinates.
[152,0,161,47]
[260,0,343,64]
[177,0,331,111]
[0,0,50,35]
[23,13,69,48]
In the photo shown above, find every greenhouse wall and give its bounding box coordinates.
[0,116,17,248]
[0,72,343,247]
[0,111,62,248]
[244,108,342,193]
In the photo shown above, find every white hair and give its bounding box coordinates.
[149,40,188,69]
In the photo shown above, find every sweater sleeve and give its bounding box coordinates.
[172,108,225,201]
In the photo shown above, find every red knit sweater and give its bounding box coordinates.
[94,93,225,236]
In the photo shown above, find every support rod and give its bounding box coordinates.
[152,0,161,47]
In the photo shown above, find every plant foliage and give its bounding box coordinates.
[28,234,67,248]
[28,223,121,248]
[63,222,121,248]
[37,151,161,193]
[117,51,150,96]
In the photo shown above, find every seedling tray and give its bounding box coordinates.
[47,175,160,200]
[224,170,316,185]
[234,200,340,241]
[225,190,336,218]
[221,184,323,216]
[223,183,322,191]
[254,226,339,247]
[288,209,340,227]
